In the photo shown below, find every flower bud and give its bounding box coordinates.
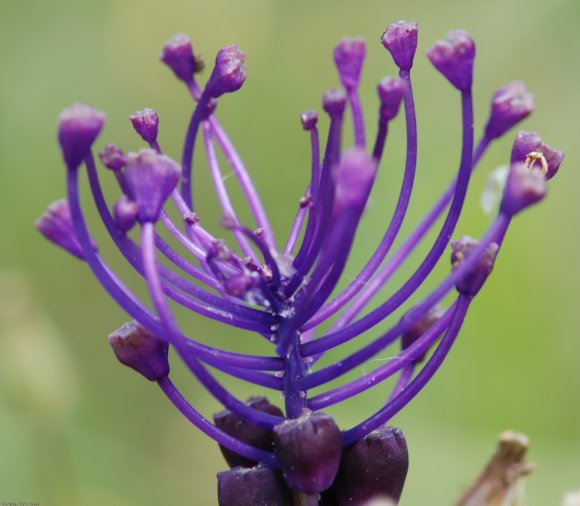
[213,396,284,468]
[400,304,445,363]
[217,465,293,506]
[36,199,87,260]
[223,274,255,298]
[206,45,247,98]
[427,30,475,91]
[510,131,564,180]
[381,21,418,71]
[113,194,138,233]
[333,37,366,92]
[451,236,499,296]
[108,320,169,381]
[484,82,534,140]
[334,148,377,211]
[332,426,409,505]
[99,144,126,171]
[123,149,181,223]
[300,110,318,131]
[377,77,406,122]
[160,33,196,82]
[130,108,159,144]
[273,411,342,494]
[58,103,105,170]
[500,162,547,216]
[323,89,347,117]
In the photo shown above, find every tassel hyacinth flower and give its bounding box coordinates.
[37,20,564,505]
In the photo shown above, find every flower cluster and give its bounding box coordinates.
[37,20,563,505]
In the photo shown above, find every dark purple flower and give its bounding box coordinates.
[40,20,563,505]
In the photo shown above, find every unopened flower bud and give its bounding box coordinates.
[401,304,445,364]
[213,396,284,468]
[160,33,196,82]
[333,37,366,92]
[223,274,255,298]
[36,199,87,260]
[333,426,409,505]
[484,82,534,140]
[334,148,377,211]
[130,108,159,144]
[123,149,181,223]
[500,162,547,216]
[381,21,418,71]
[323,89,347,117]
[300,110,318,131]
[510,131,564,180]
[108,320,169,381]
[217,465,293,506]
[58,103,105,170]
[427,30,475,91]
[206,45,247,98]
[113,195,138,233]
[273,411,342,494]
[377,77,406,122]
[451,236,499,296]
[99,144,125,171]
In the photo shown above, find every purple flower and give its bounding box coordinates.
[40,20,563,505]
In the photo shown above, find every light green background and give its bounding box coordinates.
[1,0,579,504]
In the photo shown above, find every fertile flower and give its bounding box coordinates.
[40,20,563,505]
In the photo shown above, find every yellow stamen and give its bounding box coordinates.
[524,151,548,176]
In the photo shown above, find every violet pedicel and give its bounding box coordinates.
[38,19,564,505]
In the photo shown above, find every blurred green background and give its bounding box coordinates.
[1,0,579,504]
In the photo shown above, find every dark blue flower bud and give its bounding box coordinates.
[213,396,284,468]
[510,131,564,180]
[300,110,318,131]
[58,103,105,170]
[323,89,347,117]
[334,148,377,212]
[206,45,247,98]
[427,30,475,91]
[332,426,408,505]
[381,21,418,71]
[484,82,534,140]
[36,199,87,260]
[377,77,406,122]
[99,144,126,171]
[333,37,366,92]
[113,194,138,233]
[273,411,342,494]
[160,33,196,82]
[217,465,293,506]
[500,162,547,216]
[123,149,181,223]
[108,320,169,381]
[401,304,445,364]
[130,108,159,144]
[451,236,499,296]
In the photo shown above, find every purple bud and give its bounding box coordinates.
[323,89,347,117]
[58,103,105,170]
[300,110,318,130]
[484,82,535,140]
[332,426,409,505]
[381,21,418,71]
[36,199,87,260]
[160,33,196,82]
[401,304,445,364]
[123,149,181,223]
[273,411,342,494]
[113,195,139,233]
[451,236,499,296]
[510,131,564,180]
[333,37,366,92]
[427,30,475,91]
[99,144,126,171]
[377,77,406,122]
[500,162,547,216]
[130,108,159,143]
[217,465,293,506]
[206,45,247,98]
[223,274,255,298]
[213,397,284,469]
[334,148,377,211]
[108,320,169,381]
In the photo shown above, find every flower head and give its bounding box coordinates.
[40,20,563,504]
